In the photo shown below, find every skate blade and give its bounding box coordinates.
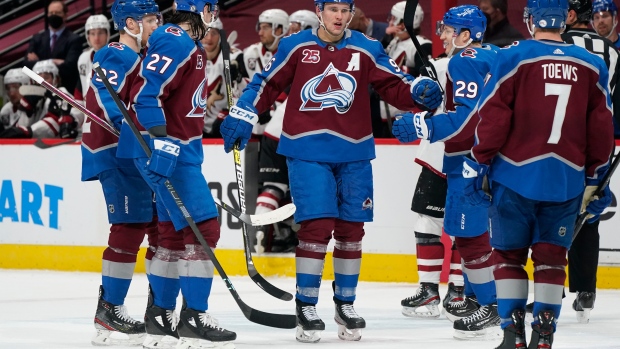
[337,324,362,341]
[176,337,235,349]
[402,304,440,319]
[576,308,592,324]
[295,325,322,343]
[453,326,502,341]
[92,329,146,346]
[143,334,179,349]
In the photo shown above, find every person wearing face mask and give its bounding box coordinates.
[24,0,82,95]
[478,0,524,47]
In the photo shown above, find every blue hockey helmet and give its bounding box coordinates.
[111,0,159,31]
[438,5,486,42]
[524,0,569,30]
[314,0,355,12]
[592,0,618,14]
[174,0,219,25]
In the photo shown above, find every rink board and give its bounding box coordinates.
[1,140,620,288]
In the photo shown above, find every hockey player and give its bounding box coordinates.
[288,9,320,34]
[219,0,442,342]
[116,0,237,348]
[75,14,110,103]
[82,0,161,346]
[466,0,613,347]
[243,9,289,80]
[392,5,500,340]
[0,69,33,135]
[592,0,620,48]
[201,18,245,138]
[0,59,82,139]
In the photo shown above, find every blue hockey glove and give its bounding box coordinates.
[462,157,491,207]
[143,138,180,185]
[411,76,442,110]
[220,103,257,153]
[392,111,431,143]
[583,185,612,223]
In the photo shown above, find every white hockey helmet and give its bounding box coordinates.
[207,17,223,30]
[256,9,290,36]
[33,59,59,79]
[390,1,423,29]
[85,14,111,47]
[4,68,31,86]
[289,9,319,30]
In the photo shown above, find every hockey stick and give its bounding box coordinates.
[33,138,77,149]
[21,67,293,228]
[404,0,445,97]
[573,151,620,242]
[92,62,296,329]
[220,29,295,302]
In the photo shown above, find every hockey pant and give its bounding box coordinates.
[148,218,220,311]
[295,218,364,304]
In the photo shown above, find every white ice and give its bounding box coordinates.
[1,269,619,349]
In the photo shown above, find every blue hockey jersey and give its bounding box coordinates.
[426,44,498,175]
[472,39,614,202]
[81,42,141,181]
[238,28,419,162]
[116,23,207,164]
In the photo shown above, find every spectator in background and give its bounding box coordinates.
[75,14,110,104]
[24,0,82,93]
[348,7,388,42]
[592,0,620,48]
[478,0,524,46]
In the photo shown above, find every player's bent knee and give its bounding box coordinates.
[182,218,220,248]
[531,243,568,266]
[334,220,365,242]
[158,221,184,251]
[455,232,491,262]
[297,218,336,245]
[109,223,150,254]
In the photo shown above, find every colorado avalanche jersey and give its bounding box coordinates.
[76,48,95,103]
[473,40,614,202]
[81,42,141,181]
[427,44,498,175]
[117,23,207,164]
[204,48,245,134]
[238,29,419,162]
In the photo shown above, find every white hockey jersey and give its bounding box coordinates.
[77,48,95,103]
[243,42,280,135]
[0,102,34,130]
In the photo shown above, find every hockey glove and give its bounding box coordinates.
[220,102,257,153]
[411,76,442,111]
[18,95,45,118]
[0,125,32,138]
[462,157,491,207]
[392,111,432,143]
[143,138,181,185]
[58,115,78,139]
[47,94,72,118]
[583,185,612,223]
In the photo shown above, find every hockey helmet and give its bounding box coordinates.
[4,68,31,86]
[289,10,319,30]
[111,0,160,31]
[314,0,355,12]
[85,14,111,47]
[33,59,59,79]
[592,0,618,14]
[174,0,218,16]
[257,9,290,35]
[390,1,423,29]
[568,0,593,22]
[207,17,223,30]
[524,0,569,30]
[438,5,486,42]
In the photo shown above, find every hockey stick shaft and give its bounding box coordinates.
[220,29,294,301]
[573,150,620,241]
[93,63,295,329]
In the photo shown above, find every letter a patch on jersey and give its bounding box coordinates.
[346,53,360,71]
[300,63,357,114]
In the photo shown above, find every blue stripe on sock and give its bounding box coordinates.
[180,276,213,312]
[102,276,131,305]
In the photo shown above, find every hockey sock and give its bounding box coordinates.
[414,232,444,284]
[493,247,529,329]
[448,241,464,286]
[295,218,334,304]
[455,233,497,306]
[463,273,475,298]
[333,220,365,302]
[102,223,145,305]
[532,242,567,329]
[145,216,158,276]
[148,221,183,310]
[255,183,287,215]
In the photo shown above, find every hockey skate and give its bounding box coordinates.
[444,294,480,323]
[453,303,502,340]
[142,286,180,349]
[176,301,236,349]
[496,309,527,349]
[334,297,366,341]
[91,286,146,346]
[400,283,441,318]
[528,310,555,349]
[572,291,595,324]
[295,299,325,343]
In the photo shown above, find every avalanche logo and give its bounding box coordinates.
[186,79,207,117]
[299,63,357,114]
